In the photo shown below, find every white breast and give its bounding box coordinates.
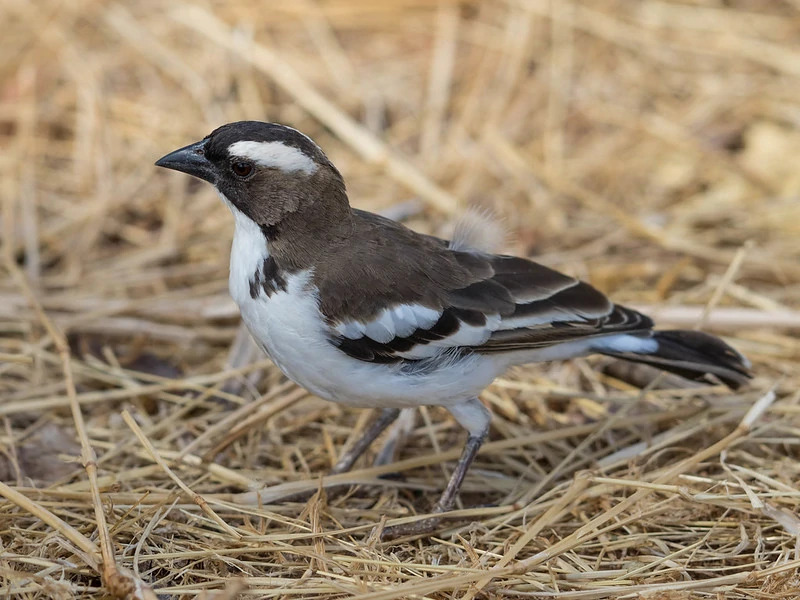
[235,269,504,408]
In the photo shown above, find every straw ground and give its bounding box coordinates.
[1,1,799,598]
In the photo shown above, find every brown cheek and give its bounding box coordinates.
[246,173,301,226]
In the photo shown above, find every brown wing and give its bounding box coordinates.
[474,255,653,352]
[321,212,653,363]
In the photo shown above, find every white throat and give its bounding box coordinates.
[218,192,270,306]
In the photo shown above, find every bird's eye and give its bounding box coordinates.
[231,161,253,178]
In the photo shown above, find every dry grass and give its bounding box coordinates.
[2,0,800,598]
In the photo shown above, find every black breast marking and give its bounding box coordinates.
[249,256,288,299]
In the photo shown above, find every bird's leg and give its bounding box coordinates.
[331,407,400,474]
[382,398,491,539]
[432,431,486,513]
[372,408,416,467]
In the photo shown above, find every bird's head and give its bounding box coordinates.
[155,121,347,227]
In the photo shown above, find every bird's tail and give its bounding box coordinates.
[602,330,752,390]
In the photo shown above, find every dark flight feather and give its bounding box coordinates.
[323,212,750,389]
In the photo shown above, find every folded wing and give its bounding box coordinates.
[328,251,654,363]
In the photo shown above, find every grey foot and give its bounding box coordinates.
[331,408,400,474]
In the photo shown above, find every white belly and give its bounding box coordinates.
[234,270,502,408]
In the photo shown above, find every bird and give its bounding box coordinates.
[155,121,751,536]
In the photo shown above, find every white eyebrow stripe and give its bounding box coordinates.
[227,140,318,175]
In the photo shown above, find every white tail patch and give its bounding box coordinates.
[592,334,659,354]
[228,140,318,175]
[448,208,506,253]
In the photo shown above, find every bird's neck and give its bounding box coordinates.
[261,189,354,272]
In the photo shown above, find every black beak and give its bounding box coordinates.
[155,140,216,184]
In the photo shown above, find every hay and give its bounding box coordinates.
[2,0,799,598]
